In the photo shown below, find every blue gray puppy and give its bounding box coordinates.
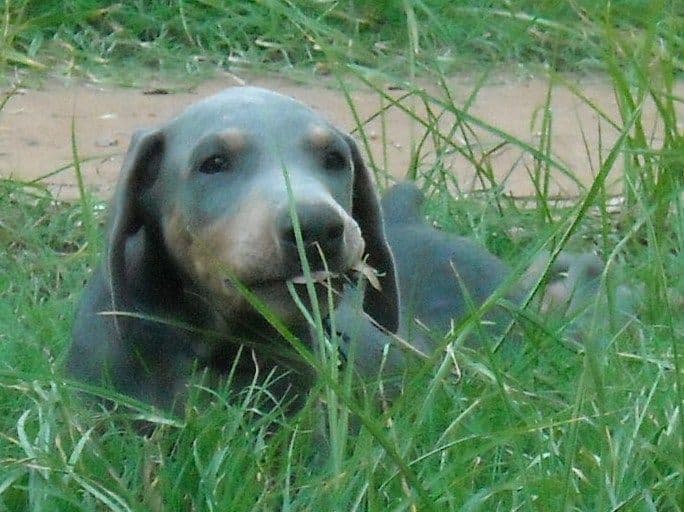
[68,87,399,411]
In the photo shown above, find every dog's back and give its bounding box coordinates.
[381,183,518,339]
[336,183,520,382]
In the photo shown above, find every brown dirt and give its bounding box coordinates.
[1,73,681,200]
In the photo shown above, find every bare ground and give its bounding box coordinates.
[1,72,681,200]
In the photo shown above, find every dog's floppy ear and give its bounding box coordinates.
[344,134,399,333]
[107,129,164,310]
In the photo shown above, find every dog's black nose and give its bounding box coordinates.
[277,203,345,268]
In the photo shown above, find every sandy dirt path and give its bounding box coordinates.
[1,73,680,199]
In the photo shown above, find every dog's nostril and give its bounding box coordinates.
[300,226,316,245]
[326,223,344,242]
[283,227,297,245]
[286,223,341,246]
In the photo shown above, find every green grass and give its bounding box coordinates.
[1,0,682,83]
[1,1,683,510]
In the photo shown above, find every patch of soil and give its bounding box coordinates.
[1,73,680,199]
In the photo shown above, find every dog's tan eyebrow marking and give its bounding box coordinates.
[306,124,334,149]
[219,127,248,152]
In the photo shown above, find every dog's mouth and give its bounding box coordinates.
[287,269,342,285]
[225,270,344,292]
[223,260,380,292]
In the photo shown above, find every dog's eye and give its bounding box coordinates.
[198,155,231,174]
[322,148,348,171]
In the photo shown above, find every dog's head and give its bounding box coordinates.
[106,87,398,333]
